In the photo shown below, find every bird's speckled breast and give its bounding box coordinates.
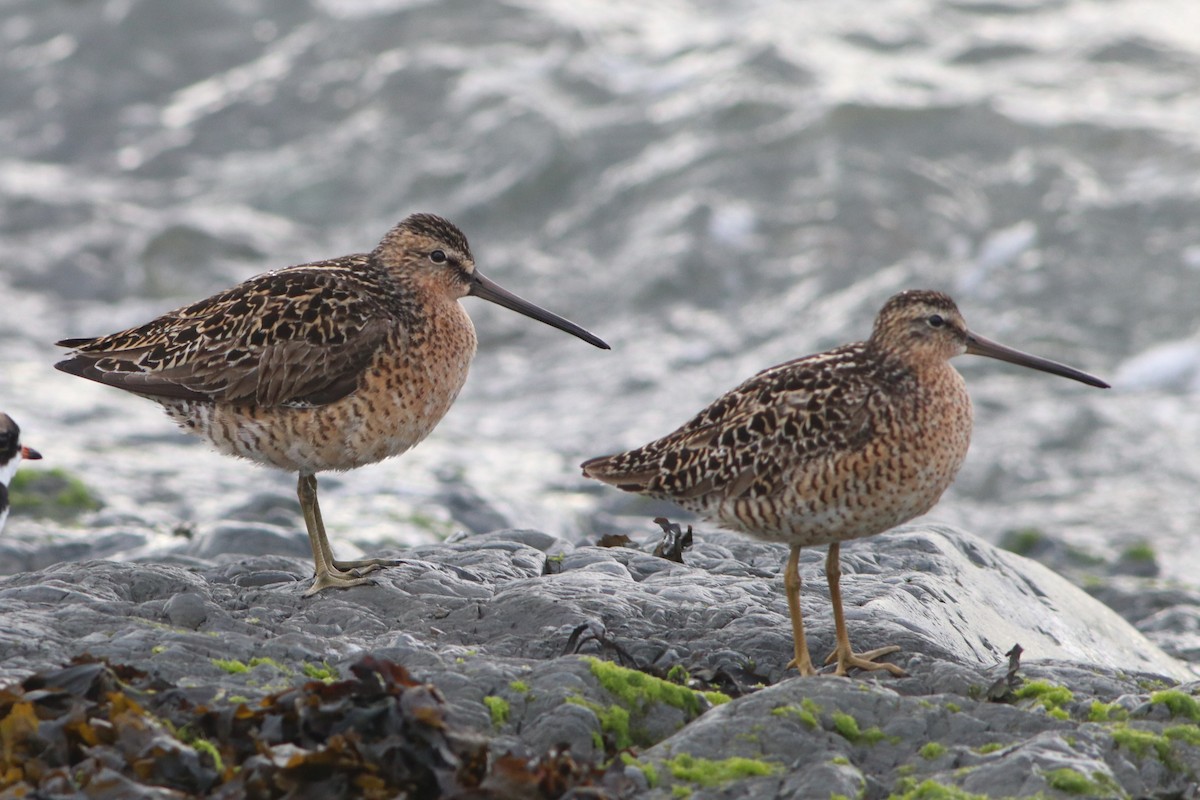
[162,299,478,474]
[715,364,974,547]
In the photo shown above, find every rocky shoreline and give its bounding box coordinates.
[2,524,1199,798]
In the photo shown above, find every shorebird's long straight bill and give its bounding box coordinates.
[965,331,1110,389]
[469,272,611,350]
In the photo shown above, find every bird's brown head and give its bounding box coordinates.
[870,289,1109,388]
[374,213,609,349]
[870,290,969,363]
[373,213,478,299]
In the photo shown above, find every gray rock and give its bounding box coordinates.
[186,521,312,559]
[0,527,150,575]
[1,523,1198,799]
[164,592,210,630]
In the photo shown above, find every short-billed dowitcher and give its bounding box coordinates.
[582,290,1108,677]
[56,213,609,594]
[0,412,42,533]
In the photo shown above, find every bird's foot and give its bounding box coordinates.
[824,644,905,677]
[303,568,376,596]
[330,556,403,576]
[786,653,820,677]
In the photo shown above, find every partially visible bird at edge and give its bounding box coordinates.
[0,412,42,534]
[56,213,609,595]
[582,290,1109,677]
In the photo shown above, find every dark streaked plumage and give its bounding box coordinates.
[57,213,609,594]
[58,257,412,409]
[0,413,42,533]
[583,290,1109,677]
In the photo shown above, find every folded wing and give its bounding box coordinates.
[55,260,394,408]
[582,345,879,503]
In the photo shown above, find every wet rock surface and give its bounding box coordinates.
[2,524,1199,798]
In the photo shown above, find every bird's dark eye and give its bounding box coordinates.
[429,250,447,264]
[928,314,945,328]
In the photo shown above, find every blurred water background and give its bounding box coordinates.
[1,0,1198,585]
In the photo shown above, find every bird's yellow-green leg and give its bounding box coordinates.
[299,473,375,595]
[324,511,402,574]
[300,473,403,579]
[784,544,818,675]
[823,543,905,676]
[330,553,403,571]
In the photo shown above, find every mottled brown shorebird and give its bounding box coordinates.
[582,290,1108,677]
[56,213,609,594]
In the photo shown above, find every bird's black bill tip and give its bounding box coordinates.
[965,332,1110,389]
[21,446,42,461]
[469,272,610,350]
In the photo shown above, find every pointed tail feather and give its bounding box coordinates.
[580,454,658,493]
